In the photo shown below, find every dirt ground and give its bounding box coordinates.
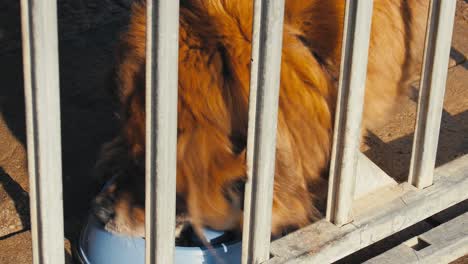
[0,1,467,263]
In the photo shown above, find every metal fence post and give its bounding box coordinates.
[241,0,286,263]
[20,0,65,263]
[408,0,457,189]
[326,0,374,226]
[145,0,180,263]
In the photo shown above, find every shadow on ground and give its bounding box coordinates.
[365,109,468,182]
[0,18,127,242]
[0,168,29,235]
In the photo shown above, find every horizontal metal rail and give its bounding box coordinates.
[408,0,457,189]
[268,154,468,263]
[20,0,65,263]
[365,212,468,263]
[326,0,374,226]
[145,0,180,263]
[241,0,286,263]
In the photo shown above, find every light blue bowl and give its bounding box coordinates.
[74,216,242,264]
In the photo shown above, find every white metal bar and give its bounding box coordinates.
[20,0,65,263]
[241,0,286,263]
[408,0,457,189]
[326,0,374,226]
[145,0,180,263]
[354,153,396,200]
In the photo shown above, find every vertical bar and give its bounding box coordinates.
[408,0,457,189]
[145,0,180,263]
[20,0,65,263]
[326,0,373,226]
[241,1,285,263]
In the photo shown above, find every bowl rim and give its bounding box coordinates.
[77,215,242,257]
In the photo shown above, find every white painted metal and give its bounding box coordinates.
[241,0,286,263]
[145,0,180,263]
[267,154,468,263]
[354,153,396,200]
[20,0,65,263]
[326,0,374,226]
[408,0,457,189]
[365,212,468,264]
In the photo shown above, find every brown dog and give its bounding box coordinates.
[92,0,429,238]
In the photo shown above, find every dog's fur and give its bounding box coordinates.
[93,0,429,237]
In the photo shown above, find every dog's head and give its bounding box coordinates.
[92,128,249,238]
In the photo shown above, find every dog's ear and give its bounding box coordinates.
[93,136,133,186]
[221,146,247,211]
[222,176,246,211]
[229,131,247,155]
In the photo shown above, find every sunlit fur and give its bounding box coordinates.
[94,0,429,237]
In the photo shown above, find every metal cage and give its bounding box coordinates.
[19,0,465,263]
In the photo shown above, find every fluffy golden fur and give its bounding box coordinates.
[93,0,429,237]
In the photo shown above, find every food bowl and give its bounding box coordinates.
[73,215,242,264]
